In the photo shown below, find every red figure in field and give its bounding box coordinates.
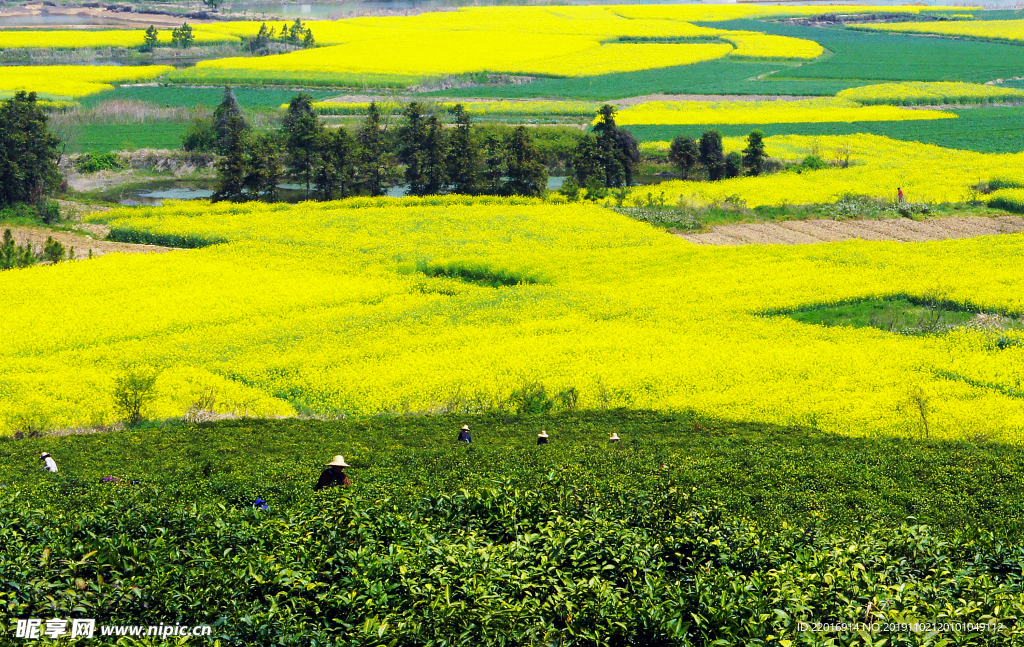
[897,187,905,203]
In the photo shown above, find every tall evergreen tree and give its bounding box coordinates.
[0,91,62,208]
[282,93,323,199]
[591,104,640,188]
[699,130,726,181]
[314,128,357,200]
[422,115,448,196]
[141,25,159,52]
[503,126,547,197]
[742,129,768,177]
[357,102,395,197]
[446,104,481,195]
[211,114,248,202]
[669,135,699,180]
[245,132,282,200]
[482,133,505,196]
[398,102,428,196]
[212,87,249,155]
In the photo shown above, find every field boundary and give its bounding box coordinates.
[675,214,1024,245]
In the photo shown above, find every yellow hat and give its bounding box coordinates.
[461,425,470,431]
[325,455,350,467]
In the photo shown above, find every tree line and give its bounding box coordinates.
[186,90,657,203]
[668,130,768,181]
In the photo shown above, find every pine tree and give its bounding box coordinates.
[141,25,159,52]
[669,135,699,180]
[742,129,767,177]
[699,130,726,181]
[591,104,639,188]
[445,104,481,195]
[398,102,428,196]
[282,93,323,199]
[244,132,282,201]
[482,133,505,196]
[357,102,395,197]
[212,87,249,155]
[211,114,248,202]
[314,128,357,200]
[0,91,62,208]
[571,134,605,187]
[422,115,448,195]
[171,23,194,48]
[503,126,547,197]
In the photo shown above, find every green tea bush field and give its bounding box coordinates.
[3,411,1024,645]
[628,106,1024,154]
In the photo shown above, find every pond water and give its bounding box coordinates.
[115,177,573,205]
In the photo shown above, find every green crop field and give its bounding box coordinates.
[61,122,192,154]
[627,105,1024,154]
[3,411,1024,645]
[79,86,338,111]
[444,22,1024,100]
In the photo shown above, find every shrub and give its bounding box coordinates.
[112,367,160,427]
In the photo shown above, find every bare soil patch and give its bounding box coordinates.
[675,215,1024,246]
[3,225,172,259]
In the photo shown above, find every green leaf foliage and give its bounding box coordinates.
[3,411,1024,644]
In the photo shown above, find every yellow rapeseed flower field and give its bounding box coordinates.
[1,191,1022,441]
[0,65,174,100]
[857,19,1024,43]
[614,98,954,126]
[182,5,834,82]
[837,82,1024,106]
[641,134,1024,207]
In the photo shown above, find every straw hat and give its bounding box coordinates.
[461,425,470,431]
[39,452,51,459]
[609,433,620,441]
[538,430,549,438]
[325,455,350,467]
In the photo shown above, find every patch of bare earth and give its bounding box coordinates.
[675,215,1024,246]
[3,225,172,260]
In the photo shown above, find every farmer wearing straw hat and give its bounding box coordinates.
[39,452,58,473]
[609,433,620,443]
[315,455,352,490]
[457,424,472,443]
[537,430,549,445]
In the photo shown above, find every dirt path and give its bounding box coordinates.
[675,215,1024,246]
[3,224,172,260]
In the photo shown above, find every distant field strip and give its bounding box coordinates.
[308,100,601,117]
[856,19,1024,43]
[838,81,1024,106]
[0,65,174,100]
[0,29,232,49]
[615,98,954,126]
[175,5,837,84]
[642,133,1024,207]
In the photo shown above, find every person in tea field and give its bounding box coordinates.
[315,455,352,490]
[457,424,472,443]
[537,430,549,445]
[39,452,58,473]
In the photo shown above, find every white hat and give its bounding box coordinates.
[461,425,470,431]
[538,430,549,438]
[39,452,51,459]
[609,433,620,441]
[325,455,350,467]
